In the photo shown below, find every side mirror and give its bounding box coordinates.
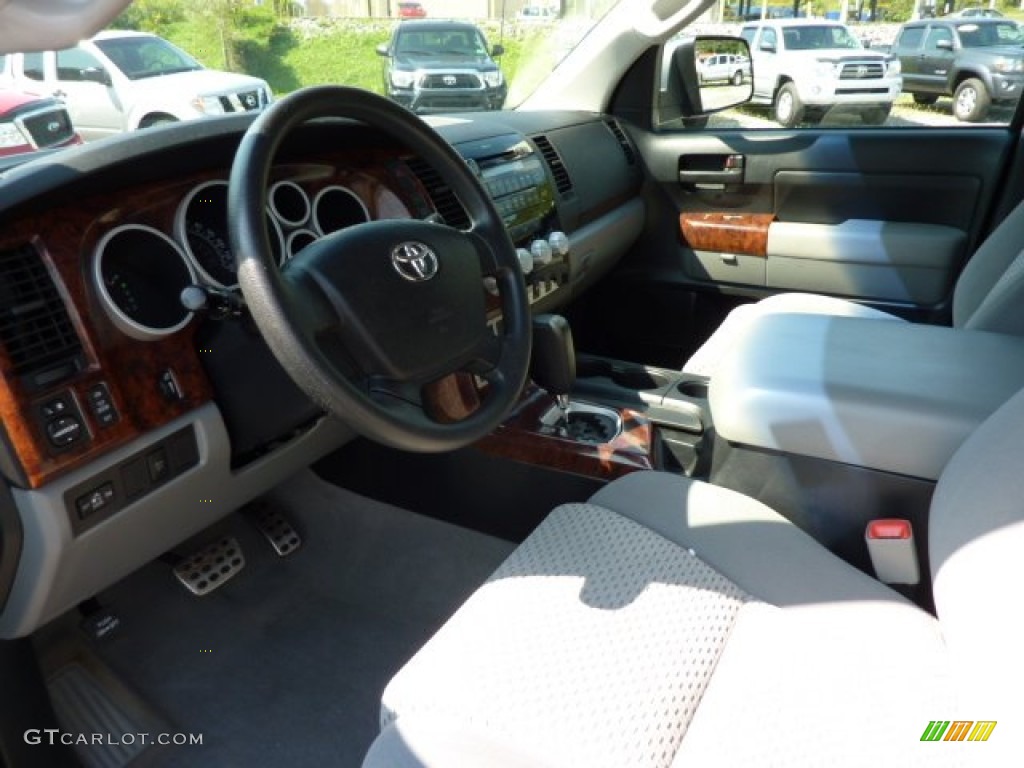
[81,66,111,86]
[375,43,389,57]
[492,44,505,57]
[935,39,954,51]
[759,41,777,53]
[658,36,752,126]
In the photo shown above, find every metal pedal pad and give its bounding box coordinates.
[173,536,245,596]
[250,506,302,557]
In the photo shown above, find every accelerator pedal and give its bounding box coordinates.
[173,536,245,596]
[249,504,302,557]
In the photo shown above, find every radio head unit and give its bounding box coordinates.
[457,134,556,244]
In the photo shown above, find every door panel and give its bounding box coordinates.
[575,127,1012,367]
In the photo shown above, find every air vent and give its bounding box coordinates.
[532,135,574,197]
[605,119,637,166]
[0,243,82,380]
[404,156,471,230]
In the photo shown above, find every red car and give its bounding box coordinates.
[0,90,81,157]
[397,2,427,18]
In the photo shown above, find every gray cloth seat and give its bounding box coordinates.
[683,202,1024,377]
[364,387,1024,767]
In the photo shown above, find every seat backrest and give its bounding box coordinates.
[953,199,1024,335]
[930,385,1024,721]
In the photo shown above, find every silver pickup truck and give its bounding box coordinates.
[741,19,903,126]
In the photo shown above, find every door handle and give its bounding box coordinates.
[53,89,67,100]
[678,154,745,185]
[678,167,744,184]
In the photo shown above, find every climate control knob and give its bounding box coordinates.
[516,247,534,275]
[530,239,553,267]
[548,231,570,257]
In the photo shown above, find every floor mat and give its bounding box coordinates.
[47,662,166,768]
[80,470,516,768]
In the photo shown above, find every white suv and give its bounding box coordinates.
[0,31,272,141]
[741,19,902,126]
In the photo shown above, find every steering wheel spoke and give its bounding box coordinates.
[229,86,530,452]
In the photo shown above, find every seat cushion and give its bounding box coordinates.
[682,292,904,377]
[374,472,957,767]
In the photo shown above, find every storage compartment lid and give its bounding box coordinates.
[710,313,1024,480]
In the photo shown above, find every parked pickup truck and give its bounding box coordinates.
[892,18,1024,122]
[376,20,506,114]
[0,88,80,157]
[0,31,272,141]
[740,19,902,126]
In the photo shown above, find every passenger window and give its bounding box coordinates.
[56,47,105,82]
[22,52,45,81]
[896,27,924,50]
[663,20,1020,131]
[925,27,953,51]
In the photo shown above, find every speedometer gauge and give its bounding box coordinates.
[175,180,285,288]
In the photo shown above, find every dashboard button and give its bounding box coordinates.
[75,482,114,520]
[86,382,119,427]
[46,416,83,447]
[147,448,169,483]
[158,369,183,402]
[122,458,150,500]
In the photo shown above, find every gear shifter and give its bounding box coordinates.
[530,315,620,444]
[531,314,576,422]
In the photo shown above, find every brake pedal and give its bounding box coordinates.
[173,536,245,596]
[250,505,302,557]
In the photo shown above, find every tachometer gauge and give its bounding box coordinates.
[175,180,235,288]
[185,217,235,288]
[175,180,285,288]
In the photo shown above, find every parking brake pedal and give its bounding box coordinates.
[249,505,302,557]
[173,536,245,596]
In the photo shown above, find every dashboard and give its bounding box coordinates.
[0,107,644,637]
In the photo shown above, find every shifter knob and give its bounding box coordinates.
[531,314,576,398]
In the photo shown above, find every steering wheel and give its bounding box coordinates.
[228,86,531,452]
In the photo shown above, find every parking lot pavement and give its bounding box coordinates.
[709,95,1017,129]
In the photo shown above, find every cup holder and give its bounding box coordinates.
[677,380,709,399]
[576,359,671,392]
[609,368,671,391]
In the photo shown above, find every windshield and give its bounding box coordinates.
[0,0,609,156]
[395,28,491,57]
[956,22,1022,47]
[782,25,862,50]
[94,35,203,80]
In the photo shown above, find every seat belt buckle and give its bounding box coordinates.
[865,519,920,585]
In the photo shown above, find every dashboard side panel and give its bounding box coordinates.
[0,404,352,638]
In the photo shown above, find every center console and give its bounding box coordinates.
[711,313,1024,481]
[455,134,571,314]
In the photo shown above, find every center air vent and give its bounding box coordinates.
[0,243,83,384]
[404,156,471,230]
[604,119,637,166]
[531,135,574,197]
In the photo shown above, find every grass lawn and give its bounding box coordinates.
[161,17,549,99]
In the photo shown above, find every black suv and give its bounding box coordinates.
[892,18,1024,121]
[375,20,507,113]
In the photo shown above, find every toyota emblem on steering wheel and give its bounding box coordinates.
[391,241,439,282]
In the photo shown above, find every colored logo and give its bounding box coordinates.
[921,721,997,742]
